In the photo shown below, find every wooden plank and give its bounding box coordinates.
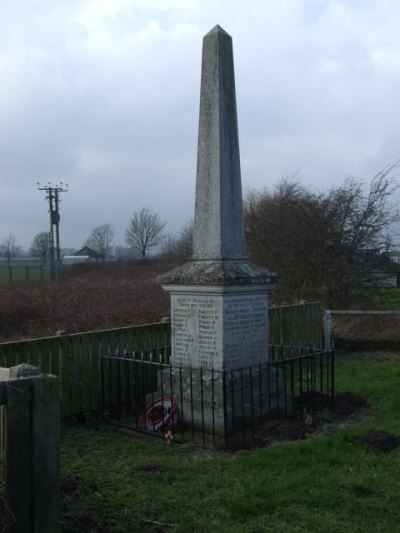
[145,325,153,359]
[331,310,400,316]
[294,305,302,347]
[105,331,118,408]
[118,352,127,408]
[315,303,324,348]
[0,405,6,484]
[0,346,7,367]
[279,307,284,346]
[120,328,130,355]
[29,339,43,370]
[0,345,10,368]
[70,336,82,415]
[270,307,277,345]
[163,322,171,363]
[36,339,49,374]
[48,337,61,376]
[135,326,143,352]
[3,344,18,369]
[80,333,91,413]
[100,349,110,411]
[89,333,101,413]
[289,305,296,354]
[59,336,72,417]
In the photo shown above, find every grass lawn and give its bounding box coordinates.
[61,351,400,532]
[357,288,400,310]
[0,266,49,283]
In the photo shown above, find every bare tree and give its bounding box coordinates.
[159,219,193,259]
[85,224,114,260]
[0,234,22,266]
[30,232,50,265]
[245,164,400,306]
[125,208,166,258]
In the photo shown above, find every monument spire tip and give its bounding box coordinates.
[206,25,230,37]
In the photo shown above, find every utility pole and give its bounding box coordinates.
[37,182,68,280]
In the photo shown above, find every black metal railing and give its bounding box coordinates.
[101,346,334,447]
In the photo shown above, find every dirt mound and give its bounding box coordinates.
[222,391,369,450]
[333,392,368,415]
[223,436,269,451]
[353,430,400,453]
[61,476,123,532]
[260,420,307,441]
[296,391,331,411]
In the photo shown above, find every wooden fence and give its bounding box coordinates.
[0,323,170,417]
[0,302,325,418]
[269,302,324,347]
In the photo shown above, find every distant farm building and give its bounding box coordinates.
[63,246,102,265]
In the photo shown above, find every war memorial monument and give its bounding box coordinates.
[158,25,279,435]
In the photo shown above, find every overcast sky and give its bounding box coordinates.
[1,0,399,250]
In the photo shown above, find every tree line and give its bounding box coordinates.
[2,166,399,306]
[0,207,167,265]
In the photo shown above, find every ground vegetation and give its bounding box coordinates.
[0,261,174,341]
[60,351,400,532]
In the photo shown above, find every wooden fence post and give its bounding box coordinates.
[32,374,60,532]
[4,375,33,531]
[324,310,332,350]
[2,364,60,533]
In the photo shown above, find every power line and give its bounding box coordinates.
[37,182,68,280]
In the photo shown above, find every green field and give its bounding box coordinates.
[357,288,400,310]
[61,351,400,532]
[0,266,50,283]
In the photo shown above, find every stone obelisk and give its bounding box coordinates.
[159,25,277,372]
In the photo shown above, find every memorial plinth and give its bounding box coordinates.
[157,25,279,436]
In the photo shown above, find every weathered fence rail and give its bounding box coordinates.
[329,310,400,316]
[0,303,325,417]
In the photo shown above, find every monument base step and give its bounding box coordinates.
[145,365,292,438]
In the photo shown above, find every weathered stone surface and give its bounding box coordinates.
[156,25,279,437]
[156,366,290,436]
[193,25,245,260]
[158,258,277,286]
[158,25,276,288]
[10,363,40,378]
[168,288,269,370]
